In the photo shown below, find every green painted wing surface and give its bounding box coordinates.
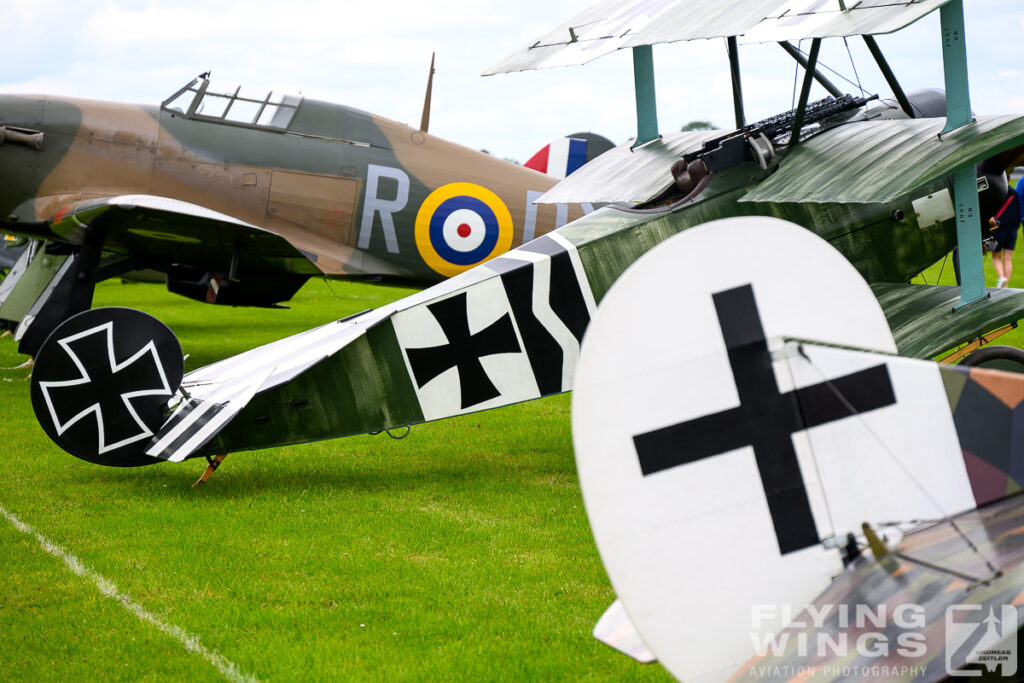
[874,283,1024,358]
[741,115,1024,205]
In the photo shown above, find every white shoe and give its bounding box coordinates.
[997,277,1009,288]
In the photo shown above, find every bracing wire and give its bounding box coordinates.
[842,37,866,97]
[321,275,345,301]
[918,253,951,287]
[791,40,801,109]
[790,43,867,93]
[795,344,1002,579]
[937,253,948,284]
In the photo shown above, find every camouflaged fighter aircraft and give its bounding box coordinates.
[21,0,1024,474]
[0,70,600,355]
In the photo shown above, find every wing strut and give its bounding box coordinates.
[862,35,915,119]
[939,0,985,310]
[789,38,822,147]
[631,46,660,147]
[726,37,745,129]
[777,41,843,98]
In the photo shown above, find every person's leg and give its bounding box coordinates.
[994,249,1007,285]
[1003,249,1014,284]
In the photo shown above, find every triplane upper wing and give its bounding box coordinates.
[483,0,949,74]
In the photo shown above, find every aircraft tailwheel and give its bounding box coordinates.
[958,345,1024,374]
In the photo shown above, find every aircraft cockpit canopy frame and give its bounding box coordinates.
[161,74,303,131]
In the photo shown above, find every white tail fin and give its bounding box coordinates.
[570,217,981,681]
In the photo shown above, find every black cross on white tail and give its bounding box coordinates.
[632,285,896,555]
[395,234,595,420]
[30,307,184,467]
[404,292,522,409]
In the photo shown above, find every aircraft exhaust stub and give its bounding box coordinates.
[0,126,43,150]
[29,307,184,467]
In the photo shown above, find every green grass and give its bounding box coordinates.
[4,244,1024,682]
[0,277,673,682]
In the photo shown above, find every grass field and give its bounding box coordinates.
[1,244,1023,682]
[0,275,675,682]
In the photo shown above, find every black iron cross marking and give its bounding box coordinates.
[41,325,169,453]
[405,292,522,409]
[632,285,896,555]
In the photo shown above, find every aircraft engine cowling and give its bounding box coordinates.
[902,88,947,118]
[165,265,308,308]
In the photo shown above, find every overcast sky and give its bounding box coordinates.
[4,1,1022,162]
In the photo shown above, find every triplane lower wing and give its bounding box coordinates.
[572,217,1024,681]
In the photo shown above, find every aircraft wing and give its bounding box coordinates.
[741,115,1024,205]
[46,194,319,275]
[542,116,1024,207]
[876,283,1024,359]
[484,0,949,74]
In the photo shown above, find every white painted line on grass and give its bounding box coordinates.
[0,502,259,683]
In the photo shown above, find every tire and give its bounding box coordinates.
[958,345,1024,373]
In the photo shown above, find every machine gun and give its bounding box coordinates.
[691,93,878,173]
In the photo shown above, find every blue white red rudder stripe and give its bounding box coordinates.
[525,137,590,179]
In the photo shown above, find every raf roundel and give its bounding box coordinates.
[415,182,514,277]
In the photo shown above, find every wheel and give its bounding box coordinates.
[958,345,1024,373]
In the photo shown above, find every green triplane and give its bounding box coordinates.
[25,91,1024,476]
